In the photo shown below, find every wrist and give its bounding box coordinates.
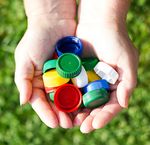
[78,0,130,26]
[24,0,76,19]
[26,15,77,41]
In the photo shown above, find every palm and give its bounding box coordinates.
[15,19,76,128]
[72,23,138,133]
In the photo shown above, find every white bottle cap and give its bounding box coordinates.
[94,62,119,84]
[71,66,88,88]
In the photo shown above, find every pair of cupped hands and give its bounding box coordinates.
[14,0,138,133]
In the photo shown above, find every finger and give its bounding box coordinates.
[14,57,34,105]
[73,108,91,126]
[50,102,73,129]
[117,81,129,108]
[92,91,122,129]
[117,62,137,108]
[29,88,59,128]
[80,115,94,134]
[14,32,35,105]
[90,106,104,117]
[32,74,44,89]
[117,77,137,108]
[69,110,80,120]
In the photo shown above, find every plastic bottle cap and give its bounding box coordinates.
[49,92,55,101]
[71,66,88,88]
[42,59,57,73]
[94,62,119,84]
[56,53,82,78]
[82,79,110,94]
[52,52,59,59]
[54,84,82,112]
[83,89,109,108]
[42,69,70,88]
[82,57,99,71]
[87,71,101,82]
[55,36,83,56]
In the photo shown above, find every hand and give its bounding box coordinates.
[14,0,76,128]
[73,14,138,133]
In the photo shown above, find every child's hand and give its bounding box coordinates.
[73,0,139,133]
[14,0,76,129]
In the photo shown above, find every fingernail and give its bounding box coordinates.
[49,122,59,128]
[19,94,26,106]
[20,96,23,106]
[123,94,130,108]
[124,99,129,108]
[80,125,92,134]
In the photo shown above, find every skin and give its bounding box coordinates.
[73,0,139,133]
[15,0,77,128]
[14,0,138,133]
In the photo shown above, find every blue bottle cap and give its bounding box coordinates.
[82,79,110,94]
[55,36,83,57]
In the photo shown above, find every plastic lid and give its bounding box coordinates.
[71,66,88,88]
[42,69,70,88]
[49,92,55,101]
[55,36,83,56]
[82,57,99,71]
[52,52,59,59]
[94,62,119,84]
[54,84,82,112]
[87,71,101,82]
[82,79,110,94]
[56,53,82,78]
[83,89,109,108]
[43,59,57,73]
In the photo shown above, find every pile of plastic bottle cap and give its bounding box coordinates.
[42,36,119,113]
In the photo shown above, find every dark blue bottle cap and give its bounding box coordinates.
[82,79,110,94]
[55,36,83,57]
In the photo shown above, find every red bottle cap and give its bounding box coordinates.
[52,52,59,59]
[54,84,82,112]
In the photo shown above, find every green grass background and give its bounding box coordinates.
[0,0,150,145]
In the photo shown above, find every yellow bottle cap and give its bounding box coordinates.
[43,69,70,88]
[87,71,101,82]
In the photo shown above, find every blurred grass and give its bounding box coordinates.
[0,0,150,145]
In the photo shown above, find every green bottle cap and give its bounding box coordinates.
[56,53,82,78]
[49,92,55,101]
[83,88,109,108]
[43,59,57,73]
[82,57,99,71]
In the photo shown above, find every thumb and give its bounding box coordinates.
[117,63,137,108]
[14,35,34,105]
